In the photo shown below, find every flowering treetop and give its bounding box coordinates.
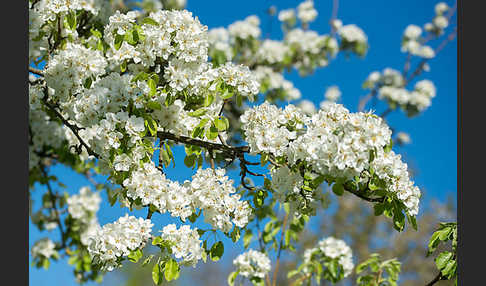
[29,0,457,285]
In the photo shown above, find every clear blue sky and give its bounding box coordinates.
[29,0,457,285]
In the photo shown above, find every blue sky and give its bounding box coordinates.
[29,0,457,285]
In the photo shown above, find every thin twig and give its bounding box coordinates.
[41,166,67,248]
[272,213,289,286]
[358,88,378,112]
[424,272,443,286]
[329,0,340,37]
[29,67,44,76]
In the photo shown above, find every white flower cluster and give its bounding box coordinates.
[45,43,107,102]
[285,28,338,74]
[401,25,435,58]
[123,164,251,231]
[233,249,271,279]
[287,104,391,180]
[122,162,193,220]
[32,238,57,259]
[363,69,436,114]
[324,86,341,102]
[28,0,106,61]
[425,2,450,35]
[240,102,306,157]
[254,66,301,101]
[76,111,147,159]
[67,186,101,222]
[303,236,354,277]
[87,214,153,271]
[186,168,251,232]
[151,97,228,144]
[297,0,318,24]
[378,80,436,113]
[337,24,368,56]
[271,165,303,202]
[371,149,421,216]
[70,73,135,128]
[216,62,260,101]
[278,9,296,24]
[208,27,233,61]
[297,100,317,116]
[104,9,209,68]
[66,186,103,246]
[29,85,67,169]
[242,102,421,216]
[396,132,411,145]
[255,40,290,65]
[228,15,261,40]
[338,24,367,44]
[160,224,203,267]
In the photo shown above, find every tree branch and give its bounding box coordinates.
[272,212,289,286]
[424,272,443,286]
[40,166,67,249]
[40,91,98,158]
[29,67,44,76]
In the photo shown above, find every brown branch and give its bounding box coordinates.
[29,67,44,76]
[157,131,249,157]
[329,0,340,37]
[41,94,98,158]
[272,213,289,286]
[290,273,312,286]
[380,107,393,119]
[358,88,378,112]
[424,272,443,286]
[343,184,385,203]
[40,166,67,248]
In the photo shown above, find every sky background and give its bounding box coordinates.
[29,0,457,285]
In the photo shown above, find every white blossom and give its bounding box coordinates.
[233,250,271,279]
[87,214,154,271]
[160,224,203,267]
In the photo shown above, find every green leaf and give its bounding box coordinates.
[42,258,50,270]
[438,227,452,241]
[120,60,127,73]
[142,17,159,26]
[114,34,124,50]
[152,236,163,246]
[152,262,162,285]
[220,89,234,99]
[384,138,393,153]
[441,260,456,278]
[128,249,143,263]
[231,227,240,243]
[427,231,442,256]
[214,116,229,131]
[435,251,453,270]
[164,258,180,281]
[184,154,197,169]
[243,230,253,248]
[147,101,162,110]
[206,124,219,140]
[124,29,137,45]
[236,94,243,107]
[142,255,154,267]
[188,108,207,117]
[210,241,224,261]
[204,93,215,107]
[145,117,158,136]
[148,78,157,97]
[407,214,418,231]
[332,183,344,196]
[66,11,77,30]
[228,271,239,286]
